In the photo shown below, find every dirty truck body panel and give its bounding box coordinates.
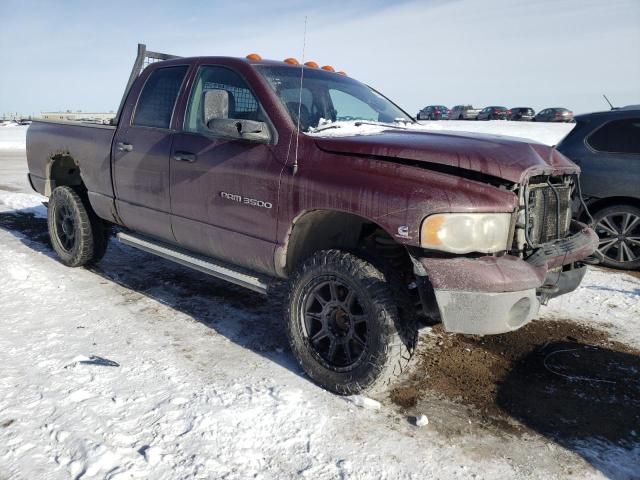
[26,53,597,338]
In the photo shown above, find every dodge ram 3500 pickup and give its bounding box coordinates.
[26,45,598,394]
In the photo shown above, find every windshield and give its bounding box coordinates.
[256,66,412,132]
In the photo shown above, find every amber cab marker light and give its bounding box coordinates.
[283,58,299,65]
[304,61,319,68]
[337,71,347,76]
[321,65,335,72]
[246,53,262,61]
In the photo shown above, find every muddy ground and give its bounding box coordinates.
[390,319,640,448]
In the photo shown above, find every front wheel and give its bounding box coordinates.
[286,250,417,395]
[48,186,110,267]
[592,205,640,270]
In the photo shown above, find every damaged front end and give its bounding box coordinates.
[412,174,598,335]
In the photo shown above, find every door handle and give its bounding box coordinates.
[116,142,133,152]
[173,151,196,163]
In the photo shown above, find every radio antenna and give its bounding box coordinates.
[292,16,307,175]
[602,94,615,110]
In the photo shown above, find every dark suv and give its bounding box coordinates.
[557,108,640,269]
[417,105,449,120]
[477,106,508,120]
[535,108,574,123]
[508,107,535,121]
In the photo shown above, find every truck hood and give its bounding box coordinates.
[313,129,579,184]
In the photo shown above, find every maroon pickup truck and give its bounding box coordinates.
[26,44,597,395]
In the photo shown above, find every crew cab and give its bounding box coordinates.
[26,45,598,395]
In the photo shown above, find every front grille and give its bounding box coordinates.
[527,182,572,245]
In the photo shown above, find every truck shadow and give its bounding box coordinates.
[2,210,640,479]
[405,320,640,480]
[495,341,640,480]
[0,210,299,375]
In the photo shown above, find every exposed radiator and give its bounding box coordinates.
[527,181,572,245]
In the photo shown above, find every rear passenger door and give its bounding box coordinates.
[113,65,189,241]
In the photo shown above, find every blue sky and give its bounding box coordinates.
[1,0,639,115]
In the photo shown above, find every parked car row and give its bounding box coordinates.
[417,105,574,122]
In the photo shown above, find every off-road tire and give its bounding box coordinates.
[48,186,110,267]
[285,250,417,395]
[592,204,640,270]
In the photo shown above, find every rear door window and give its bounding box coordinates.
[132,66,188,129]
[587,118,640,154]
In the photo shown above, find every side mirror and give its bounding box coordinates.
[202,89,271,143]
[207,118,271,143]
[203,89,229,124]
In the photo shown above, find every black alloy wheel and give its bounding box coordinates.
[54,202,76,252]
[303,278,368,370]
[286,250,417,395]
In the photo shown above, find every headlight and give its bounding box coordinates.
[420,213,512,254]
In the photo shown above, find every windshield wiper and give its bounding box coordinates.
[311,123,342,133]
[353,121,409,130]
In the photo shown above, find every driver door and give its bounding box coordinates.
[169,64,283,274]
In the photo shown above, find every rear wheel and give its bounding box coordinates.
[48,186,110,267]
[286,250,417,395]
[592,205,640,270]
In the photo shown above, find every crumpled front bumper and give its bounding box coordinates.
[413,221,598,335]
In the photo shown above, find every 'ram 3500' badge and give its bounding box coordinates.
[220,192,273,209]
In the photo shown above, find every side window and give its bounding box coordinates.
[132,66,188,129]
[184,65,264,133]
[328,89,378,122]
[587,118,640,154]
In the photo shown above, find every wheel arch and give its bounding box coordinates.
[275,209,407,278]
[582,196,640,221]
[44,152,84,195]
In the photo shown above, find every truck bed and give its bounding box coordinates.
[26,119,117,221]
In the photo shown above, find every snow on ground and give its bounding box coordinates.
[0,215,637,479]
[309,120,574,146]
[541,268,640,349]
[0,124,28,151]
[417,120,575,146]
[0,224,527,480]
[0,190,47,218]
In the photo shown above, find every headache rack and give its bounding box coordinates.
[524,175,573,247]
[114,43,181,125]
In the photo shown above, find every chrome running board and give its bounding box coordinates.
[117,231,269,294]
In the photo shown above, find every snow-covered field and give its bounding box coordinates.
[309,119,575,146]
[1,123,639,479]
[0,124,28,151]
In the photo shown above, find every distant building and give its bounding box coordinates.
[40,111,115,124]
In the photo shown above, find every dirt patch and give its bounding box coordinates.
[393,319,640,444]
[390,385,419,409]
